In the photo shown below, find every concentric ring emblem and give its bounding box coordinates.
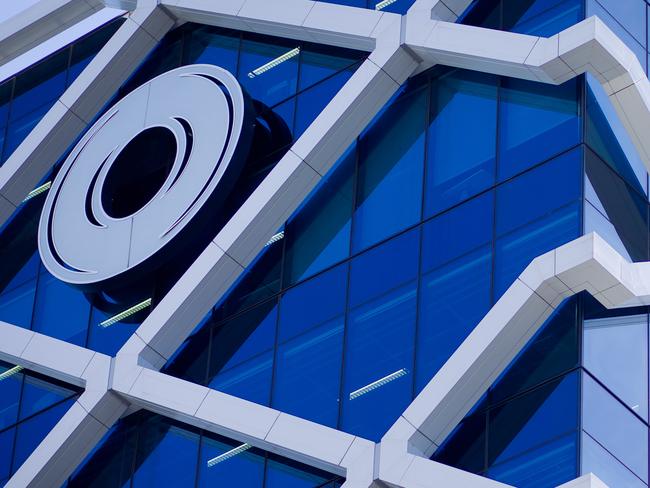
[38,64,253,289]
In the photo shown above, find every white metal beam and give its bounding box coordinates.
[0,0,105,66]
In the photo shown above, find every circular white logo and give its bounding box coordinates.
[38,64,253,289]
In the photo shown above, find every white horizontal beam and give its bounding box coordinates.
[161,0,400,51]
[380,233,648,486]
[0,5,175,226]
[0,0,105,67]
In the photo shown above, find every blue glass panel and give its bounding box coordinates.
[497,78,580,181]
[496,148,581,238]
[582,432,648,488]
[12,397,76,473]
[488,373,578,465]
[278,264,347,342]
[265,454,333,487]
[0,365,21,430]
[283,146,354,285]
[68,21,123,84]
[584,305,648,420]
[210,350,274,405]
[352,88,425,251]
[86,306,139,356]
[2,103,51,161]
[132,416,199,487]
[587,0,646,44]
[19,375,75,421]
[239,37,299,107]
[586,84,646,196]
[273,318,344,427]
[2,253,40,296]
[421,191,493,273]
[503,0,582,36]
[416,246,492,393]
[583,373,649,482]
[210,302,277,377]
[0,282,36,329]
[433,412,487,474]
[0,427,14,481]
[0,81,11,129]
[342,281,417,440]
[10,51,68,121]
[494,202,581,299]
[183,26,239,74]
[294,67,355,138]
[321,0,366,6]
[487,433,577,488]
[197,435,264,487]
[425,70,497,217]
[32,273,90,346]
[349,229,419,308]
[298,47,358,91]
[490,297,578,404]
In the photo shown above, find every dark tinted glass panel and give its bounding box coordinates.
[352,88,425,251]
[0,81,11,129]
[426,70,497,216]
[490,297,578,404]
[86,306,140,356]
[283,147,354,285]
[488,373,578,465]
[0,282,36,329]
[265,454,335,487]
[183,27,239,74]
[0,428,14,481]
[132,416,199,487]
[299,47,358,90]
[32,273,90,346]
[19,375,75,420]
[585,149,649,262]
[10,52,68,121]
[2,103,51,160]
[68,21,124,83]
[0,364,21,430]
[434,411,487,474]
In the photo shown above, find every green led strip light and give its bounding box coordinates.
[375,0,398,10]
[248,48,300,78]
[99,298,152,328]
[22,181,52,203]
[207,443,251,467]
[349,368,408,400]
[0,365,24,381]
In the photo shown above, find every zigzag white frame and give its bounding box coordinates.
[0,0,649,486]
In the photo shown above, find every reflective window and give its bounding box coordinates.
[32,273,91,346]
[0,282,36,329]
[183,27,239,74]
[582,431,648,488]
[19,374,76,420]
[426,70,497,217]
[283,147,355,285]
[583,373,649,483]
[68,21,124,83]
[352,88,426,251]
[498,78,580,181]
[341,230,419,440]
[299,47,358,91]
[85,305,140,357]
[503,0,582,36]
[488,433,578,487]
[0,363,21,430]
[434,411,487,474]
[132,416,199,487]
[416,193,493,392]
[488,373,578,465]
[198,435,265,487]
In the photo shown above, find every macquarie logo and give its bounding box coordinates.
[38,65,255,290]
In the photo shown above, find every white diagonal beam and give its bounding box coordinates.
[379,232,648,486]
[405,16,650,170]
[119,17,419,368]
[161,0,400,51]
[0,5,174,225]
[0,0,105,66]
[408,0,473,21]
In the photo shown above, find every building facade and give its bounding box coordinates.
[0,0,650,487]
